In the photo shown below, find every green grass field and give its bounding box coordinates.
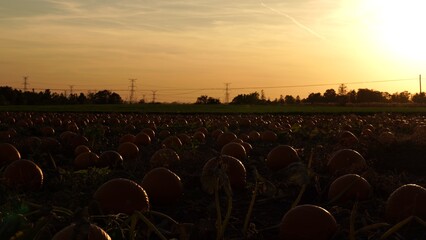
[2,103,426,114]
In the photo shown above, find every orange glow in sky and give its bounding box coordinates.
[1,0,425,102]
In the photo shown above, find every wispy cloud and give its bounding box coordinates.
[0,0,303,35]
[259,0,325,40]
[1,0,333,35]
[43,0,83,14]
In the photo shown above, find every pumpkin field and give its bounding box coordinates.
[0,110,425,239]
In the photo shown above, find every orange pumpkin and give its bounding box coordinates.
[0,143,21,165]
[93,178,150,215]
[280,205,337,240]
[385,184,426,223]
[221,142,247,162]
[328,174,372,204]
[327,149,367,175]
[52,223,111,240]
[141,167,183,205]
[3,159,43,191]
[202,155,246,191]
[150,148,180,168]
[266,145,300,171]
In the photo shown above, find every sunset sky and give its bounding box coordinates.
[1,0,425,103]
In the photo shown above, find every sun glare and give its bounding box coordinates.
[369,0,426,63]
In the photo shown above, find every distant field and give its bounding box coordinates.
[2,104,426,114]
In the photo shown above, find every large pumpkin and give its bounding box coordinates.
[201,155,246,192]
[3,159,44,191]
[93,178,150,215]
[52,223,111,240]
[141,167,183,205]
[280,204,337,240]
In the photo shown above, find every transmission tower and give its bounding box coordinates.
[129,79,136,103]
[69,85,74,96]
[152,90,157,103]
[224,83,231,104]
[23,76,29,92]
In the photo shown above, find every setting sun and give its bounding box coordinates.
[369,0,426,63]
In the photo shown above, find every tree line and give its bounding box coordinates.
[1,85,426,105]
[198,87,426,105]
[0,87,123,105]
[288,88,426,104]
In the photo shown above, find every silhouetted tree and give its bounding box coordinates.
[347,90,357,103]
[0,86,18,105]
[77,93,87,104]
[231,92,261,104]
[356,89,386,102]
[295,95,301,104]
[336,94,349,105]
[195,95,208,104]
[207,97,221,104]
[305,92,322,104]
[68,94,79,104]
[22,91,39,105]
[278,95,285,104]
[390,91,410,103]
[260,90,266,103]
[90,90,123,104]
[40,89,52,104]
[323,89,337,103]
[109,92,123,104]
[284,95,296,104]
[0,86,126,105]
[51,92,68,104]
[382,92,391,102]
[195,95,221,104]
[412,92,426,103]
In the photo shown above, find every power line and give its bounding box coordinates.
[139,87,223,92]
[25,88,130,92]
[230,78,417,90]
[16,77,416,94]
[112,77,419,92]
[10,77,417,92]
[156,90,202,96]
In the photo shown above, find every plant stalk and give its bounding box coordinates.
[215,178,222,239]
[217,181,232,240]
[349,201,358,240]
[243,170,259,236]
[136,211,168,240]
[380,216,414,239]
